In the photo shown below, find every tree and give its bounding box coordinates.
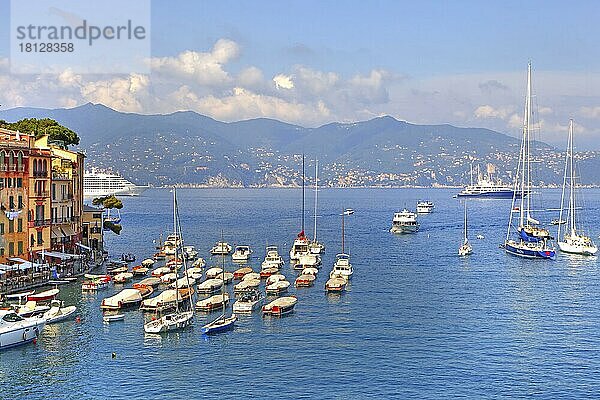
[93,195,124,235]
[0,118,79,146]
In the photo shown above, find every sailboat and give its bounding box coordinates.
[309,160,325,255]
[201,231,237,335]
[289,155,310,262]
[503,62,555,260]
[327,208,353,288]
[557,119,598,255]
[458,201,473,256]
[144,188,194,333]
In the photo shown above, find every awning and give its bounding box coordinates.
[51,227,63,238]
[76,243,91,251]
[8,257,28,263]
[0,263,17,271]
[62,226,76,236]
[43,251,78,260]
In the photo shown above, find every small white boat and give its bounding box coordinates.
[476,234,485,240]
[205,267,223,279]
[289,233,310,262]
[192,258,206,268]
[162,233,182,256]
[182,245,199,260]
[141,258,155,267]
[42,300,77,324]
[265,280,290,295]
[195,293,230,311]
[186,267,203,280]
[197,278,224,295]
[210,241,232,255]
[234,279,261,293]
[242,272,261,281]
[266,274,286,286]
[458,202,473,257]
[151,266,171,277]
[132,266,149,276]
[261,246,285,269]
[416,201,435,214]
[27,288,60,302]
[262,296,297,316]
[15,301,50,318]
[0,310,46,350]
[325,276,347,293]
[295,274,316,287]
[103,313,125,323]
[82,277,110,291]
[101,289,143,310]
[390,209,419,234]
[137,277,161,288]
[160,272,178,284]
[113,272,133,284]
[144,310,194,334]
[296,253,320,269]
[232,290,264,313]
[329,254,353,279]
[170,276,196,289]
[260,267,279,279]
[301,267,318,276]
[139,288,194,311]
[232,245,253,263]
[233,267,253,280]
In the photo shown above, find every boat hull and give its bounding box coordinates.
[457,191,521,198]
[558,241,598,256]
[390,225,419,234]
[504,242,556,259]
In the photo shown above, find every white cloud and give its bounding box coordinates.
[273,74,294,89]
[580,106,600,119]
[474,105,513,119]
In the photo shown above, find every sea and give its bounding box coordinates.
[2,188,600,399]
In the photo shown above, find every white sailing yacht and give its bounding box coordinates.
[557,119,597,255]
[458,202,473,256]
[329,208,353,279]
[503,62,555,260]
[144,188,194,333]
[309,160,325,255]
[290,155,311,262]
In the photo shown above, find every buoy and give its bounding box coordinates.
[111,352,116,359]
[33,338,37,345]
[75,316,81,323]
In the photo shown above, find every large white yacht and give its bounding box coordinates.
[84,168,148,198]
[390,209,419,234]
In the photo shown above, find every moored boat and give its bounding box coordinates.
[0,310,46,350]
[262,296,297,317]
[132,266,149,276]
[210,241,232,255]
[233,267,253,280]
[101,288,143,310]
[416,201,434,214]
[295,274,316,287]
[261,246,285,269]
[139,288,194,311]
[137,277,161,288]
[232,245,253,263]
[42,300,77,324]
[234,279,261,293]
[232,290,264,313]
[151,266,171,277]
[265,280,290,295]
[325,276,347,293]
[103,313,125,323]
[205,267,223,279]
[390,209,419,234]
[197,278,224,295]
[195,293,230,312]
[260,267,279,279]
[113,272,133,284]
[266,274,286,286]
[27,288,59,302]
[132,283,155,298]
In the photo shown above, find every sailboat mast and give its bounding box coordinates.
[464,201,468,242]
[525,62,532,223]
[569,119,576,237]
[221,229,226,316]
[558,121,569,241]
[173,187,179,313]
[301,155,305,234]
[341,208,345,254]
[313,159,318,242]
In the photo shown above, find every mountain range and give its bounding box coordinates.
[1,103,598,187]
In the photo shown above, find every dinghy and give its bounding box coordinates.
[113,272,133,284]
[141,259,155,267]
[27,288,59,302]
[42,300,76,324]
[151,266,171,277]
[205,267,223,279]
[103,313,125,323]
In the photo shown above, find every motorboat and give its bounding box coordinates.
[132,283,155,298]
[390,209,419,234]
[170,276,196,289]
[301,267,318,276]
[197,278,224,295]
[296,253,320,269]
[265,280,290,295]
[262,296,297,316]
[27,289,59,302]
[192,258,206,268]
[329,254,353,279]
[556,119,598,256]
[325,276,347,293]
[266,274,286,286]
[232,245,253,263]
[260,267,279,279]
[295,274,316,287]
[234,279,261,293]
[232,290,264,313]
[101,289,143,310]
[103,313,125,323]
[15,301,50,318]
[551,219,567,226]
[141,258,155,267]
[0,310,46,350]
[160,272,178,284]
[289,232,310,262]
[42,300,77,324]
[182,246,199,260]
[416,201,434,214]
[165,258,183,268]
[132,266,149,277]
[233,267,253,280]
[139,288,194,311]
[261,246,285,269]
[210,241,232,255]
[113,272,133,284]
[186,267,203,280]
[151,266,171,277]
[162,234,182,256]
[205,267,223,279]
[137,277,161,288]
[243,272,261,281]
[195,293,230,312]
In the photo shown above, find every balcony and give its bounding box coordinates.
[52,171,70,180]
[0,164,26,173]
[52,216,79,224]
[28,219,51,228]
[33,170,48,178]
[31,190,50,198]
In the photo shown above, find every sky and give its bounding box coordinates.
[1,0,600,148]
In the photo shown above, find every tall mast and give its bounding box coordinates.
[569,119,576,237]
[464,201,468,242]
[313,159,318,242]
[301,155,305,234]
[525,62,532,222]
[341,208,345,254]
[558,120,569,241]
[221,229,226,318]
[173,187,179,313]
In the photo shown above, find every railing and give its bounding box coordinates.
[33,170,48,178]
[31,190,50,197]
[52,171,70,180]
[0,164,25,172]
[28,219,51,228]
[51,216,79,224]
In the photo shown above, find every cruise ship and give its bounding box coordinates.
[84,169,148,198]
[457,164,525,199]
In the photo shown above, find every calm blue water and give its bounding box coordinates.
[2,188,600,399]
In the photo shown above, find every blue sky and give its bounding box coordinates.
[1,0,600,147]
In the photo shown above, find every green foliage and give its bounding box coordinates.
[0,118,79,146]
[103,221,122,235]
[92,195,123,209]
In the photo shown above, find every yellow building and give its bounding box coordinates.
[82,205,104,260]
